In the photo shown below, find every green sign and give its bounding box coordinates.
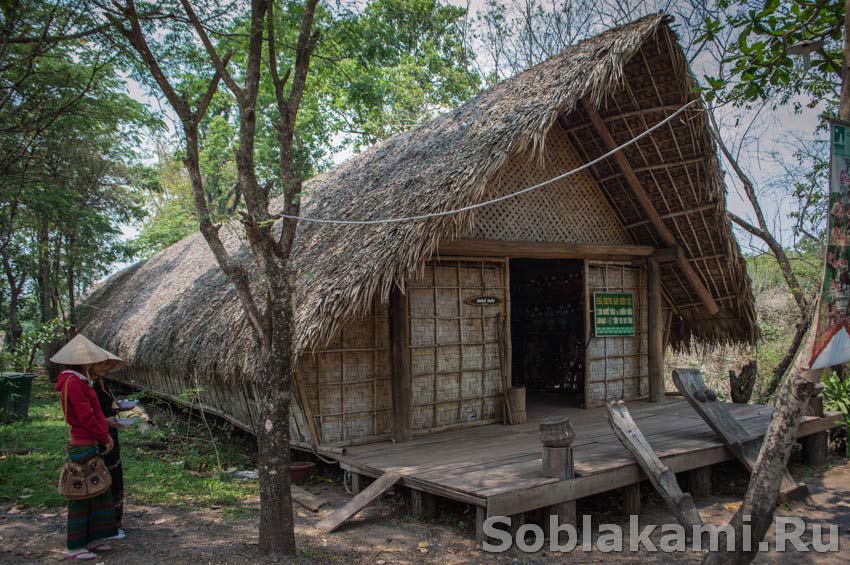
[593,292,635,336]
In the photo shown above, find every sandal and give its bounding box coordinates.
[87,543,112,552]
[66,550,97,561]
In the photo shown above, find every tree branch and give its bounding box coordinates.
[178,0,243,101]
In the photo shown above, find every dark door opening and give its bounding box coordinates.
[510,259,585,409]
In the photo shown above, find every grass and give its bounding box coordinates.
[0,376,259,510]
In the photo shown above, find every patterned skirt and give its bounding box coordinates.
[105,430,124,528]
[66,445,119,550]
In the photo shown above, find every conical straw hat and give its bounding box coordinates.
[50,334,124,373]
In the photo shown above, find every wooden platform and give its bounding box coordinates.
[335,396,840,519]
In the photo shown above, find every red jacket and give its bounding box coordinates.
[55,370,110,446]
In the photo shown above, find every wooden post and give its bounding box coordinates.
[687,466,712,498]
[622,483,641,515]
[350,471,364,495]
[801,390,828,467]
[475,505,487,544]
[390,286,412,443]
[410,489,437,519]
[540,417,577,542]
[647,257,665,402]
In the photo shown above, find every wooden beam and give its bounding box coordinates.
[647,258,665,403]
[292,485,325,512]
[437,239,655,260]
[390,286,413,443]
[583,98,720,316]
[624,204,717,230]
[316,471,402,533]
[599,157,705,183]
[607,402,702,528]
[671,369,809,501]
[564,103,685,134]
[650,246,682,264]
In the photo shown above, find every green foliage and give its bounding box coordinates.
[0,377,256,510]
[823,371,850,457]
[0,318,70,373]
[130,0,480,258]
[1,1,161,348]
[701,0,843,116]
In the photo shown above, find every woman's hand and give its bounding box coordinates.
[106,416,119,429]
[103,436,115,455]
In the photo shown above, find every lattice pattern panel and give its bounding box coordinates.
[585,262,649,408]
[297,301,391,444]
[467,120,630,245]
[408,259,506,431]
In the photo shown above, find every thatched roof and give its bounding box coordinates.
[80,14,756,382]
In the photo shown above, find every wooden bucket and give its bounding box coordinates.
[507,387,527,425]
[539,416,576,447]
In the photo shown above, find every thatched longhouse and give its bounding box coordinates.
[81,14,756,449]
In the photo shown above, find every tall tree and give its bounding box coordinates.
[96,0,319,553]
[699,0,844,394]
[131,0,479,257]
[1,1,152,358]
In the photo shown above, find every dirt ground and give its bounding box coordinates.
[1,456,848,564]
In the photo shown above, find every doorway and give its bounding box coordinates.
[510,259,585,410]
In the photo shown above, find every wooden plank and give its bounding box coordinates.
[339,461,486,507]
[647,258,665,402]
[487,442,735,517]
[291,485,325,512]
[436,239,656,260]
[582,98,719,316]
[331,401,838,514]
[316,471,402,533]
[607,402,701,528]
[390,286,412,443]
[671,368,808,500]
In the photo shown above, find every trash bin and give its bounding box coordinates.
[0,372,37,423]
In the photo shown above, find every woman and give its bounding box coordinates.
[51,334,123,561]
[94,373,126,539]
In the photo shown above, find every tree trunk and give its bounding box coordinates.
[2,258,22,352]
[37,219,60,380]
[256,273,296,554]
[729,360,757,403]
[763,315,811,399]
[66,230,77,331]
[703,370,816,564]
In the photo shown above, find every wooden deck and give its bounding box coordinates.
[335,395,839,519]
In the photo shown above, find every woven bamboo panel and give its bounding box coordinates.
[408,259,506,431]
[467,121,630,244]
[586,262,649,408]
[297,300,391,444]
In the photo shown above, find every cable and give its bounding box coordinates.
[277,99,701,225]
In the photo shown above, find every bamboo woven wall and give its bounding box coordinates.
[467,122,630,245]
[297,301,391,445]
[585,262,649,408]
[408,259,507,432]
[111,367,312,447]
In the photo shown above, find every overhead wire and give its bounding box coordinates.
[276,99,702,226]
